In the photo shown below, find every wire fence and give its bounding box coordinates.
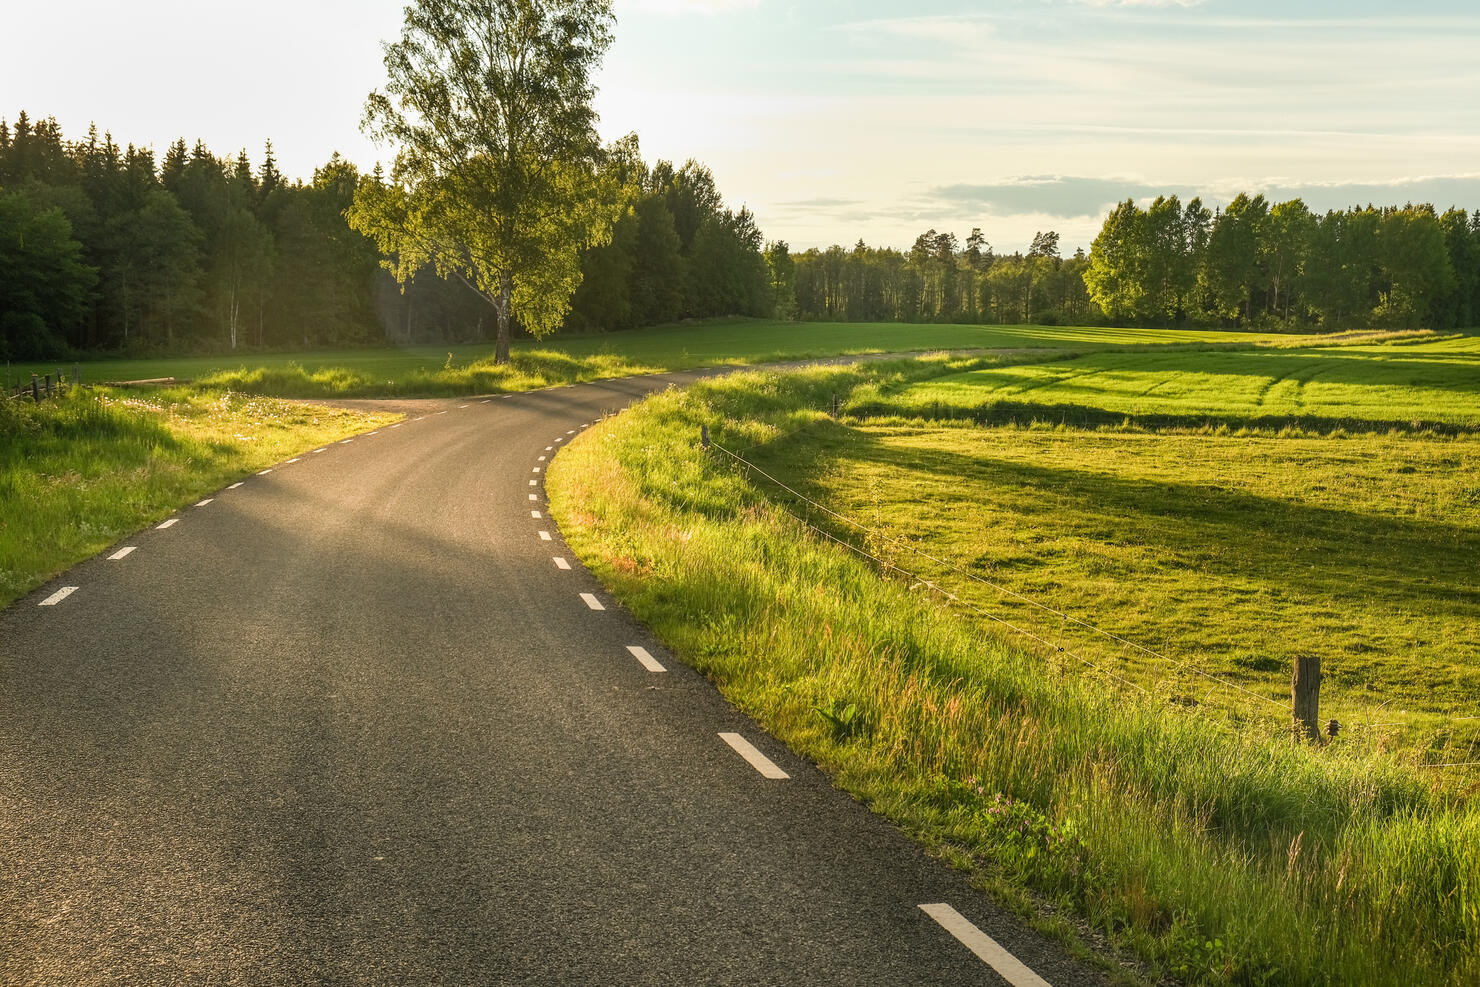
[687,407,1478,773]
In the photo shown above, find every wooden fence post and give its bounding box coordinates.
[1292,655,1321,743]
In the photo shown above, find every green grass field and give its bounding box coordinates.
[8,318,1303,398]
[547,358,1480,986]
[861,333,1480,429]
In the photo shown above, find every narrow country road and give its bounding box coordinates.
[0,371,1108,986]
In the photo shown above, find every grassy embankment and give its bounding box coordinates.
[547,348,1479,986]
[11,318,1299,399]
[0,389,398,607]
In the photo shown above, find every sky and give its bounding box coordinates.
[3,0,1478,254]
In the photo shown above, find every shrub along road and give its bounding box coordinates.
[0,370,1107,985]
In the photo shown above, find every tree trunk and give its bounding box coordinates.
[495,270,513,364]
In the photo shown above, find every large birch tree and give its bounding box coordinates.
[350,0,618,363]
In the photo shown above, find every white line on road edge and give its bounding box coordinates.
[919,904,1052,986]
[258,469,272,475]
[531,510,542,519]
[459,405,469,409]
[390,423,403,428]
[718,733,790,779]
[312,448,326,454]
[553,557,571,570]
[545,446,553,451]
[228,482,244,489]
[480,400,490,404]
[532,466,541,473]
[414,416,426,421]
[626,645,666,672]
[580,593,605,611]
[529,494,538,501]
[339,439,353,444]
[530,480,538,486]
[39,587,78,607]
[567,430,576,434]
[538,455,546,461]
[366,431,379,436]
[109,547,136,560]
[157,519,179,529]
[286,458,301,463]
[195,499,214,507]
[539,531,552,541]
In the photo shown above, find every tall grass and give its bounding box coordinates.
[548,360,1479,985]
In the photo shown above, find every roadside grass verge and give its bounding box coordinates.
[548,360,1480,986]
[13,318,1306,399]
[0,389,398,607]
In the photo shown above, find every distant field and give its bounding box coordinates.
[8,319,1301,397]
[864,334,1480,428]
[740,335,1480,756]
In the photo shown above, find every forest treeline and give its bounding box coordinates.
[5,110,1480,360]
[787,197,1480,330]
[0,112,770,360]
[785,230,1096,326]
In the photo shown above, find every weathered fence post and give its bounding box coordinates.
[1292,655,1322,743]
[44,374,52,399]
[31,375,40,403]
[830,393,839,417]
[700,424,710,449]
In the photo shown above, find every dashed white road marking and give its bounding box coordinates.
[157,519,179,529]
[718,733,789,779]
[312,448,326,454]
[258,469,273,475]
[437,410,448,415]
[538,455,547,462]
[228,482,244,490]
[566,430,576,435]
[529,494,538,501]
[919,904,1052,986]
[538,531,553,541]
[580,593,605,611]
[286,458,302,463]
[366,431,380,436]
[109,547,136,561]
[414,417,426,422]
[627,646,666,673]
[530,480,538,486]
[532,467,541,473]
[553,557,571,570]
[480,400,491,404]
[531,510,543,519]
[39,587,78,607]
[339,440,353,445]
[390,423,403,428]
[545,446,553,451]
[195,499,214,507]
[459,405,469,409]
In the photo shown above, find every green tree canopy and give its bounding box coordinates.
[350,0,620,363]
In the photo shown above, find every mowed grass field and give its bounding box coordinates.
[864,332,1480,428]
[741,334,1480,761]
[9,318,1299,398]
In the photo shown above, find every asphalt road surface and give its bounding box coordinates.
[0,371,1111,986]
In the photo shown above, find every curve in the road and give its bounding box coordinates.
[0,371,1107,986]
